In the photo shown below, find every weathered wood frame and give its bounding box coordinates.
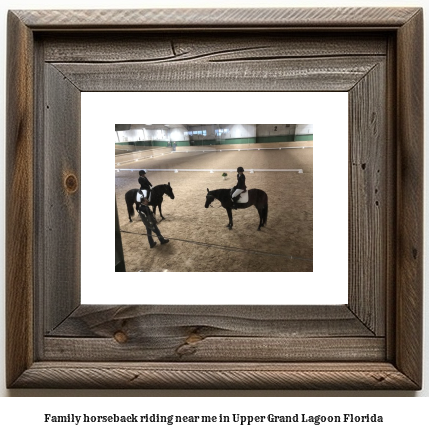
[6,8,423,389]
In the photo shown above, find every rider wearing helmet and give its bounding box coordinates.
[231,166,246,209]
[138,169,152,201]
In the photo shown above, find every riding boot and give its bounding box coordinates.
[231,197,238,210]
[148,235,157,248]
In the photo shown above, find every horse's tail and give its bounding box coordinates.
[125,191,135,218]
[263,202,268,225]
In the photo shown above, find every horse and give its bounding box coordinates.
[205,188,268,231]
[125,183,175,222]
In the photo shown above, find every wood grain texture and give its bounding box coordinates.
[395,9,424,387]
[6,7,423,390]
[33,37,47,360]
[44,337,385,362]
[384,33,398,364]
[14,8,420,29]
[44,305,380,361]
[11,362,419,390]
[348,61,386,335]
[52,56,384,92]
[43,64,81,333]
[42,33,388,63]
[6,11,35,388]
[47,305,374,338]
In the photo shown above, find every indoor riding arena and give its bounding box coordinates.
[115,124,313,273]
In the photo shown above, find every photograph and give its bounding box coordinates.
[115,124,313,273]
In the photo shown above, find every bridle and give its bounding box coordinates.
[206,194,216,208]
[160,185,174,199]
[167,189,174,199]
[206,194,222,208]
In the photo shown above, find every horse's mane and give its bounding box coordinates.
[209,188,231,199]
[152,184,173,197]
[152,183,168,191]
[210,188,230,194]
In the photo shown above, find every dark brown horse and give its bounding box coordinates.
[205,188,268,231]
[125,183,174,222]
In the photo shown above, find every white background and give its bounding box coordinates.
[82,92,348,305]
[0,0,427,424]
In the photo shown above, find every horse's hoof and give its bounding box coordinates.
[257,228,261,231]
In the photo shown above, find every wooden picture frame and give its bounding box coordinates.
[6,7,423,389]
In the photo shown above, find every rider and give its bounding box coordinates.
[231,166,246,209]
[138,169,152,201]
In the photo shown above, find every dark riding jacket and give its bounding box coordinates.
[234,173,246,191]
[138,176,152,193]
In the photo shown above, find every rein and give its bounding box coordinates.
[207,193,224,208]
[157,185,173,199]
[152,186,167,199]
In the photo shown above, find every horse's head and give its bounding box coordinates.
[165,182,175,199]
[205,188,215,208]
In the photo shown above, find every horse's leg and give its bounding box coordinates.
[133,201,141,222]
[125,194,135,222]
[128,201,132,222]
[257,208,263,231]
[226,208,233,230]
[130,200,136,222]
[158,199,165,220]
[158,204,164,220]
[263,204,268,226]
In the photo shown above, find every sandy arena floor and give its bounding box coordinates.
[115,142,313,272]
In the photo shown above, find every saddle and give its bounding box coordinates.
[231,189,248,204]
[136,189,152,203]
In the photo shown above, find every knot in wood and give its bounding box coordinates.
[186,333,203,344]
[64,174,78,193]
[114,331,128,343]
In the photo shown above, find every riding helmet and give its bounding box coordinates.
[237,167,244,172]
[139,170,146,175]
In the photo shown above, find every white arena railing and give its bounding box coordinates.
[115,145,312,168]
[115,168,304,173]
